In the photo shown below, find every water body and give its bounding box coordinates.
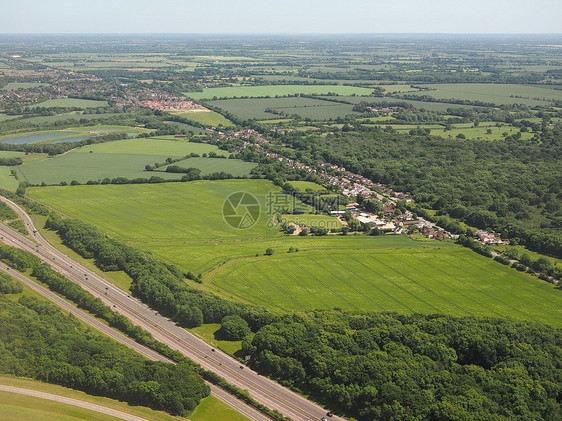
[1,133,75,144]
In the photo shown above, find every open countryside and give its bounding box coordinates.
[14,136,258,185]
[186,84,376,100]
[28,182,562,326]
[1,29,561,421]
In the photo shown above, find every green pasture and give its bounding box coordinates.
[31,98,109,108]
[0,377,182,421]
[211,247,562,326]
[160,158,257,177]
[185,84,375,100]
[29,179,282,243]
[29,180,349,271]
[208,97,358,120]
[408,83,562,106]
[189,323,243,356]
[190,396,250,421]
[430,125,535,141]
[170,111,233,127]
[78,136,227,156]
[14,137,230,185]
[0,167,19,190]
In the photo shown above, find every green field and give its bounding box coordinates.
[408,83,562,106]
[31,98,109,108]
[160,158,257,177]
[211,247,562,326]
[190,395,249,421]
[170,110,233,127]
[430,124,535,141]
[14,137,231,186]
[0,167,19,190]
[208,97,358,120]
[185,84,375,100]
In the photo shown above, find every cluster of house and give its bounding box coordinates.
[473,230,506,245]
[367,106,395,114]
[138,99,203,111]
[218,129,269,146]
[111,87,190,109]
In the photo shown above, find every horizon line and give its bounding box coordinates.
[1,32,562,36]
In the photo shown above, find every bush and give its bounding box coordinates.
[218,315,251,340]
[494,255,510,265]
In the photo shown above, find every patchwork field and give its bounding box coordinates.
[208,97,358,120]
[28,181,562,326]
[185,84,375,100]
[407,83,562,106]
[13,136,234,186]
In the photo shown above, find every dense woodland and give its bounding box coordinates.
[243,310,562,421]
[0,294,209,416]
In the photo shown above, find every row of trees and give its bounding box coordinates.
[45,213,278,331]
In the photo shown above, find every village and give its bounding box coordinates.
[214,127,506,245]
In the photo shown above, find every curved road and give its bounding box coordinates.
[0,195,341,421]
[0,385,148,421]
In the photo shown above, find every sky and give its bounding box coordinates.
[0,0,560,34]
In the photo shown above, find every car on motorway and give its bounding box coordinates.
[326,412,333,417]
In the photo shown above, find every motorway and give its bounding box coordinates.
[0,195,341,421]
[0,262,269,421]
